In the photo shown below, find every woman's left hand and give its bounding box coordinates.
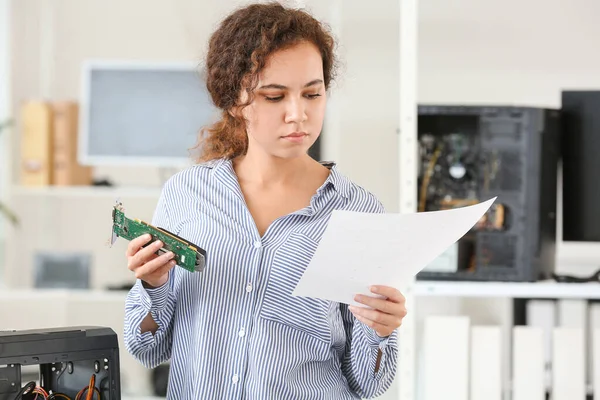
[349,285,407,338]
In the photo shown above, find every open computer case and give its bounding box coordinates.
[0,326,121,400]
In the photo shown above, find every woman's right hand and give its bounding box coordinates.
[126,234,176,288]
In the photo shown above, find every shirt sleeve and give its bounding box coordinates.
[340,190,399,398]
[340,303,399,398]
[123,182,179,369]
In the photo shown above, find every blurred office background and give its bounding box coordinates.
[1,0,599,399]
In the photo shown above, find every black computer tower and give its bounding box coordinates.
[561,90,600,242]
[0,326,121,400]
[415,105,560,282]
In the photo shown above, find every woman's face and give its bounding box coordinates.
[241,41,327,160]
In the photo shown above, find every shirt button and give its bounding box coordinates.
[238,328,245,338]
[253,241,261,249]
[232,374,239,384]
[245,282,253,293]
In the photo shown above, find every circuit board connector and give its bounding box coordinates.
[110,201,206,273]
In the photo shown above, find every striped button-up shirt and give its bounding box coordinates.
[124,157,399,399]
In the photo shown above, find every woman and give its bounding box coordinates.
[123,2,407,399]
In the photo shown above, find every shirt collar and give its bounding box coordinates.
[318,161,351,199]
[201,157,351,200]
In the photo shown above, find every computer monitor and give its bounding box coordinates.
[78,60,219,167]
[561,90,600,242]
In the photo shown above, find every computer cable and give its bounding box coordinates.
[48,394,72,400]
[552,268,600,283]
[74,374,100,400]
[13,381,36,400]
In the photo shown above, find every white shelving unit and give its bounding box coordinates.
[397,0,418,399]
[393,2,600,399]
[415,280,600,299]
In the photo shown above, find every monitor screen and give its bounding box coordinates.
[561,90,600,242]
[78,61,218,167]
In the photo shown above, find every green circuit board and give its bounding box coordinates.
[110,202,206,273]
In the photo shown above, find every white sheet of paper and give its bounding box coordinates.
[292,197,497,306]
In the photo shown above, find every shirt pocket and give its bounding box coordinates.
[259,232,333,344]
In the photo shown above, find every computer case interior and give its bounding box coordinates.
[416,105,560,282]
[0,326,121,400]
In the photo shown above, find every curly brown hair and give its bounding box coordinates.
[192,1,337,162]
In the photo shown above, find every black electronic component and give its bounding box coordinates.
[416,105,561,282]
[0,327,121,400]
[561,90,600,243]
[151,364,170,397]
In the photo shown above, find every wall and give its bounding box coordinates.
[0,0,11,285]
[419,0,600,108]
